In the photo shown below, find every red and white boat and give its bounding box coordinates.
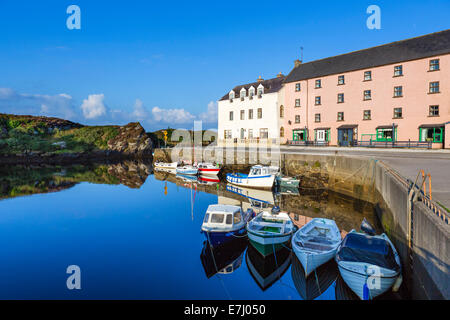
[197,163,221,176]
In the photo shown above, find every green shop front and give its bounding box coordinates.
[360,125,398,143]
[292,128,308,142]
[419,123,445,148]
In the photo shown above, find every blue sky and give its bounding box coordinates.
[0,0,449,131]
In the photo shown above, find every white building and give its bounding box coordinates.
[217,74,285,147]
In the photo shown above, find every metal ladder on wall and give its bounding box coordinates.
[407,170,449,251]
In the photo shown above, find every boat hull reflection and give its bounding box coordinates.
[245,244,291,291]
[291,255,338,300]
[200,237,248,279]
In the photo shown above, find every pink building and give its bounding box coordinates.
[283,30,450,149]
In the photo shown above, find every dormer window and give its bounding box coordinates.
[257,84,264,98]
[229,91,235,102]
[249,87,255,99]
[240,88,246,101]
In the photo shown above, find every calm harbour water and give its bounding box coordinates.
[0,163,405,300]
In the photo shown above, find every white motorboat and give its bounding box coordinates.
[335,230,402,300]
[291,218,342,277]
[201,204,253,247]
[176,165,198,175]
[154,162,178,170]
[226,165,276,190]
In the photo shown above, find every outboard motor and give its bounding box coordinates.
[360,218,376,236]
[271,206,281,215]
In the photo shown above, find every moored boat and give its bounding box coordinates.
[335,230,402,300]
[176,165,198,175]
[226,165,275,190]
[197,162,221,176]
[246,207,295,256]
[154,162,178,170]
[201,204,253,247]
[292,218,342,277]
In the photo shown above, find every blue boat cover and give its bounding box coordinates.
[336,233,400,272]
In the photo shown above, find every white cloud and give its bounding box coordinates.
[0,87,76,119]
[131,99,149,120]
[198,101,218,123]
[151,106,195,124]
[80,94,107,119]
[0,88,16,100]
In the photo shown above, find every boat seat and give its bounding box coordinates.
[296,241,334,252]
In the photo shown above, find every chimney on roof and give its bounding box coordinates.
[294,59,302,68]
[257,76,264,82]
[277,72,284,78]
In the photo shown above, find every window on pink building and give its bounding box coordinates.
[295,99,301,107]
[394,86,403,97]
[394,65,403,77]
[315,79,322,88]
[315,96,321,105]
[364,90,372,100]
[295,83,301,92]
[429,82,440,93]
[337,93,344,103]
[393,108,402,119]
[363,110,371,120]
[429,59,440,71]
[315,114,321,123]
[429,105,439,117]
[337,112,344,121]
[338,75,345,85]
[364,71,372,81]
[295,115,301,123]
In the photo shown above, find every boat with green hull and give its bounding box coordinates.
[246,207,295,257]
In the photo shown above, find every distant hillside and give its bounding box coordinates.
[148,128,217,148]
[0,113,153,162]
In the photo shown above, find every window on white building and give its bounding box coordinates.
[260,128,268,139]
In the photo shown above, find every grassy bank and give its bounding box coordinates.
[0,114,120,155]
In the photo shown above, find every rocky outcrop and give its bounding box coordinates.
[107,122,153,158]
[0,114,153,164]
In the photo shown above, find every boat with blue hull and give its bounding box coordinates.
[201,204,253,247]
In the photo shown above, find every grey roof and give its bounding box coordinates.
[284,29,450,83]
[219,76,285,101]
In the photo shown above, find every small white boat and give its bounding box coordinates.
[226,165,275,190]
[197,162,221,176]
[335,230,402,300]
[201,204,253,247]
[246,207,295,256]
[176,165,198,175]
[292,218,342,277]
[153,162,178,173]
